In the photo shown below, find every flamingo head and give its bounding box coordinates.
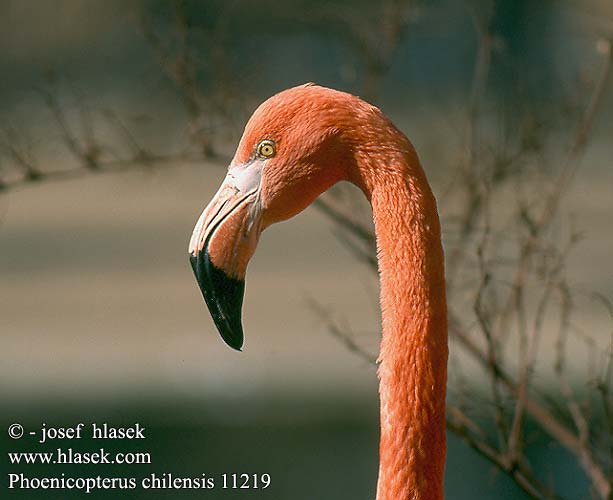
[188,84,366,350]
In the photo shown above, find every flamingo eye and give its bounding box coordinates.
[256,139,276,158]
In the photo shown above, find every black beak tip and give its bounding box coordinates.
[217,320,244,352]
[190,251,246,351]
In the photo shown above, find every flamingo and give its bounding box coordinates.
[189,84,448,500]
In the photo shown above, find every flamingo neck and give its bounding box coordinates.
[360,149,448,500]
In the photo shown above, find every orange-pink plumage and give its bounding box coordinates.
[189,84,448,499]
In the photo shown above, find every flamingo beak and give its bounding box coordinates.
[188,160,265,350]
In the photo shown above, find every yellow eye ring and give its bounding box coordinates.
[256,139,276,158]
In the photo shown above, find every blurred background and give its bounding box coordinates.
[1,1,612,498]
